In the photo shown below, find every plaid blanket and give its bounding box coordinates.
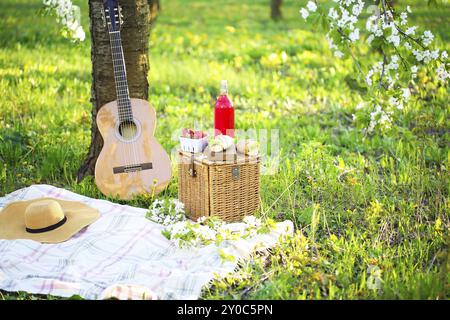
[0,185,293,300]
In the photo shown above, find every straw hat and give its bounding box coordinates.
[0,198,100,243]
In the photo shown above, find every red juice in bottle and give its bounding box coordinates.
[214,80,235,137]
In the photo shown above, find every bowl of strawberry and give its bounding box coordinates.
[179,128,208,153]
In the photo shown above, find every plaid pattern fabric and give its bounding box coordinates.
[0,185,293,300]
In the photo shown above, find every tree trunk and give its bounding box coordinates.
[77,0,151,182]
[270,0,282,21]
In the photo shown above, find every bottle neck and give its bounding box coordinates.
[216,93,233,108]
[220,80,228,95]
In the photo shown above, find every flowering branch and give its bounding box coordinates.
[42,0,85,41]
[300,0,449,133]
[146,198,276,250]
[379,50,387,89]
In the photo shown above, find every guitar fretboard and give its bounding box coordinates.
[109,31,133,122]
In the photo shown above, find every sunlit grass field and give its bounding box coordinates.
[0,0,449,299]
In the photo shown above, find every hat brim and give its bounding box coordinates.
[0,198,100,243]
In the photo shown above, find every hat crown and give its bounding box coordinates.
[24,200,65,230]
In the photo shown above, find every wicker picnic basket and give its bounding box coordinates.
[178,151,260,222]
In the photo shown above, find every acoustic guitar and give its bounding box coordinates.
[95,0,171,200]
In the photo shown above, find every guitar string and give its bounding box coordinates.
[106,22,131,175]
[115,32,139,170]
[107,22,129,168]
[114,33,137,170]
[110,32,139,170]
[109,32,130,169]
[115,33,140,170]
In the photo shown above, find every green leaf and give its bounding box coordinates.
[344,75,368,94]
[310,12,321,26]
[321,15,330,31]
[215,232,224,245]
[370,37,383,50]
[218,249,235,262]
[161,229,171,240]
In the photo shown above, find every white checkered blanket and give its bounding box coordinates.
[0,185,293,300]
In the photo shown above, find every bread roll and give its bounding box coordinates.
[236,139,259,156]
[210,135,234,152]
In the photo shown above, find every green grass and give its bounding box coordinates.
[0,0,449,300]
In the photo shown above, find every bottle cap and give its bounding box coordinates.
[220,80,228,94]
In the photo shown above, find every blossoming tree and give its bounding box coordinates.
[299,0,448,132]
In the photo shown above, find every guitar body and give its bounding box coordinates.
[95,98,172,200]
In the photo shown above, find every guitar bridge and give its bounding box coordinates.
[113,162,153,174]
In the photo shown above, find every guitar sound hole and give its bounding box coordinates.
[118,120,138,141]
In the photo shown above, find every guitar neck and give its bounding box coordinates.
[109,30,132,122]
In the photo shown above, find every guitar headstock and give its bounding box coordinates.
[102,0,123,32]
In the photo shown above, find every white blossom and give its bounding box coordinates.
[385,74,395,89]
[368,105,391,133]
[388,55,399,70]
[73,25,85,41]
[430,49,440,60]
[329,8,339,20]
[389,97,403,110]
[436,64,450,82]
[387,34,400,47]
[306,1,317,12]
[147,198,187,227]
[405,26,417,36]
[422,30,434,47]
[411,65,418,78]
[413,49,424,62]
[402,88,411,101]
[385,23,401,46]
[243,216,262,228]
[327,34,337,50]
[300,8,309,20]
[366,15,379,33]
[352,0,364,16]
[197,216,207,223]
[334,50,344,58]
[414,49,441,64]
[400,12,408,26]
[349,28,360,42]
[374,28,383,37]
[366,69,374,86]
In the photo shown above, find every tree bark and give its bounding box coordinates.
[270,0,283,21]
[77,0,151,182]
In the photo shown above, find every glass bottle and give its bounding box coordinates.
[214,80,235,137]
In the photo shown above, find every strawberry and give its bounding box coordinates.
[193,130,206,139]
[182,128,194,138]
